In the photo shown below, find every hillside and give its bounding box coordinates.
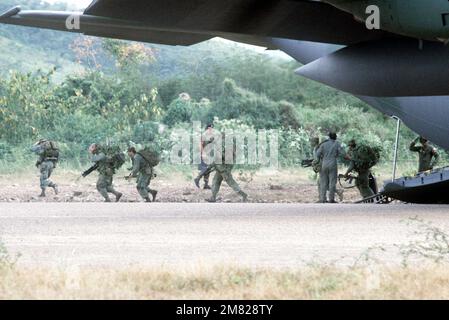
[0,34,83,82]
[0,1,84,81]
[0,1,362,106]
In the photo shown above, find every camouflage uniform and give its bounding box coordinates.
[131,153,157,202]
[92,152,122,202]
[315,139,345,203]
[409,139,439,172]
[208,163,247,202]
[313,141,321,194]
[346,159,375,199]
[31,141,58,197]
[356,169,375,199]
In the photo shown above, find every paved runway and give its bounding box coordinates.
[1,203,448,269]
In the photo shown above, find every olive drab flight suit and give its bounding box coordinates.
[31,141,58,197]
[409,140,439,173]
[131,153,158,202]
[92,152,122,202]
[313,141,344,203]
[315,139,345,203]
[312,141,321,196]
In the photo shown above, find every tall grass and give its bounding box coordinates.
[2,218,449,299]
[2,264,449,300]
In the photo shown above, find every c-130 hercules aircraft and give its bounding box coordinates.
[1,0,449,203]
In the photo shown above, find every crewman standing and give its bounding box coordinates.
[314,132,345,204]
[409,136,439,172]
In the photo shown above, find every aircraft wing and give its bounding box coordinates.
[0,0,389,46]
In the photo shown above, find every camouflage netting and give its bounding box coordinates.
[352,145,381,170]
[98,145,126,170]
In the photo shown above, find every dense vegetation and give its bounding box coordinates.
[0,0,442,174]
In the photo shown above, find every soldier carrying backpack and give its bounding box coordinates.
[87,143,124,202]
[31,139,59,197]
[344,140,381,199]
[127,146,160,202]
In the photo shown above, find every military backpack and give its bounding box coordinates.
[138,146,161,167]
[42,141,60,162]
[98,145,126,171]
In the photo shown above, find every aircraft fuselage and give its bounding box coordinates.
[325,0,449,41]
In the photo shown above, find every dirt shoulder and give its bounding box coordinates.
[0,167,365,203]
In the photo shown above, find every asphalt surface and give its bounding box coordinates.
[1,203,449,269]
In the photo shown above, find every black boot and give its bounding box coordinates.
[239,191,248,202]
[194,177,200,188]
[39,189,46,198]
[150,190,158,202]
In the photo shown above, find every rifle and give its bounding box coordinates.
[301,159,314,168]
[82,163,99,178]
[338,174,357,189]
[198,164,216,180]
[123,173,157,180]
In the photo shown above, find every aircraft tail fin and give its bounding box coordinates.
[0,6,21,19]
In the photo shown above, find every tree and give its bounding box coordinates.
[163,94,194,127]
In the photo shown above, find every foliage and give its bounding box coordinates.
[351,144,382,171]
[203,79,301,130]
[163,95,194,127]
[0,8,445,171]
[0,70,57,143]
[102,39,155,70]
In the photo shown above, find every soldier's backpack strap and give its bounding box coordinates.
[137,152,151,166]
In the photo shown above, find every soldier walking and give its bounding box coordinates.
[344,140,376,199]
[194,123,215,189]
[31,139,59,197]
[205,133,248,203]
[127,147,158,202]
[205,163,248,203]
[88,143,123,202]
